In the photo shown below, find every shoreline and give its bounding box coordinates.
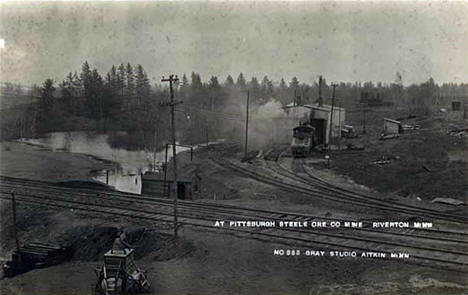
[0,141,117,182]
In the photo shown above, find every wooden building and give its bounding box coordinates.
[279,103,346,145]
[141,172,201,200]
[383,118,402,134]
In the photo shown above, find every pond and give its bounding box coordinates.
[21,132,191,194]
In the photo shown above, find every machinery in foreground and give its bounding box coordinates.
[94,247,150,294]
[3,242,72,278]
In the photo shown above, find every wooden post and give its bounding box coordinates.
[328,84,337,148]
[362,103,367,134]
[11,192,20,251]
[338,100,342,150]
[163,143,168,196]
[244,91,250,158]
[161,75,180,237]
[318,76,323,106]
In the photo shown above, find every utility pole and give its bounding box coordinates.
[153,119,159,172]
[318,76,323,106]
[293,88,297,107]
[362,103,367,134]
[328,83,337,149]
[161,74,181,237]
[338,100,342,150]
[244,91,250,158]
[205,120,209,146]
[11,192,20,251]
[207,97,213,145]
[163,143,168,196]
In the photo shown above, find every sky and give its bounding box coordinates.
[0,1,467,86]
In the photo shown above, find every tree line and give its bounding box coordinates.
[1,64,467,149]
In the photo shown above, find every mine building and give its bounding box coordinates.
[278,103,345,145]
[307,104,345,145]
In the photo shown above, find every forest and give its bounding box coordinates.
[1,61,467,151]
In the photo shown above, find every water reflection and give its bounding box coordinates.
[22,131,190,194]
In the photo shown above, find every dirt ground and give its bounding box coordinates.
[320,106,467,203]
[1,202,467,295]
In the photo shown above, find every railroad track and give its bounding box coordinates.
[2,175,467,241]
[209,154,468,224]
[279,155,468,223]
[1,176,467,272]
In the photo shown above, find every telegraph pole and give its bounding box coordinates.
[362,103,367,134]
[163,143,168,196]
[205,120,209,146]
[153,119,159,172]
[207,97,213,145]
[244,91,250,158]
[161,74,181,237]
[328,83,337,149]
[11,192,20,251]
[293,88,297,107]
[318,76,323,106]
[338,100,342,150]
[11,191,22,267]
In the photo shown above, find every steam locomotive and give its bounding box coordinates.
[291,123,316,157]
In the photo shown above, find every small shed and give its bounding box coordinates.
[452,101,461,111]
[141,172,201,200]
[383,118,402,134]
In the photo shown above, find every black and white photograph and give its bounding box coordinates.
[0,1,467,294]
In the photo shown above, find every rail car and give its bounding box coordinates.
[291,123,315,157]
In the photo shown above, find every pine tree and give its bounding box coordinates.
[209,76,220,88]
[117,64,126,95]
[108,65,118,92]
[179,74,190,100]
[236,73,246,89]
[40,79,55,111]
[260,76,274,98]
[248,76,260,100]
[191,72,202,92]
[279,78,288,105]
[59,72,79,111]
[279,78,287,91]
[37,78,56,132]
[126,63,135,96]
[225,75,234,87]
[72,72,81,96]
[181,74,189,87]
[135,64,151,99]
[88,68,104,119]
[80,61,92,98]
[289,77,299,91]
